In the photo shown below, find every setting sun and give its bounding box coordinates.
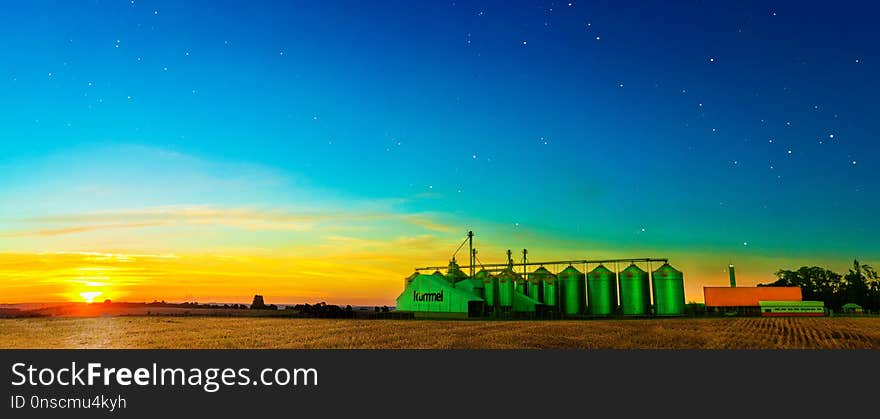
[80,291,103,304]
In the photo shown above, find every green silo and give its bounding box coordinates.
[529,266,557,307]
[652,263,686,316]
[558,265,586,315]
[497,268,517,309]
[475,269,497,307]
[528,267,552,303]
[619,264,650,316]
[542,272,558,308]
[458,277,485,299]
[446,260,468,283]
[514,273,528,296]
[587,265,617,316]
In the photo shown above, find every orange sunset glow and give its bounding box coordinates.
[1,146,873,307]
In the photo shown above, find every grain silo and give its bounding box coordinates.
[619,264,650,316]
[541,270,559,308]
[446,260,468,283]
[528,266,553,303]
[587,265,617,316]
[652,263,686,316]
[496,268,518,310]
[475,269,497,308]
[514,273,529,297]
[558,265,586,315]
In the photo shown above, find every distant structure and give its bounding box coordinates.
[728,264,737,287]
[251,295,266,309]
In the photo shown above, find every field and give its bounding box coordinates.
[2,317,880,349]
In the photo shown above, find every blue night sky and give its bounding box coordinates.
[0,1,877,304]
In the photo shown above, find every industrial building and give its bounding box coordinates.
[395,231,687,319]
[703,265,825,316]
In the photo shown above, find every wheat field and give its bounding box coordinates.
[1,317,879,349]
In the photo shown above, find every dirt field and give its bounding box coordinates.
[1,317,879,349]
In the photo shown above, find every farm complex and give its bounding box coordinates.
[396,232,825,319]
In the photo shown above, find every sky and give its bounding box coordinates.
[1,0,877,305]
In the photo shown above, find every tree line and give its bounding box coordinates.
[760,259,880,312]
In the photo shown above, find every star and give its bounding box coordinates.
[522,41,527,45]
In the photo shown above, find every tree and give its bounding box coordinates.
[844,260,879,312]
[762,260,879,312]
[767,266,844,309]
